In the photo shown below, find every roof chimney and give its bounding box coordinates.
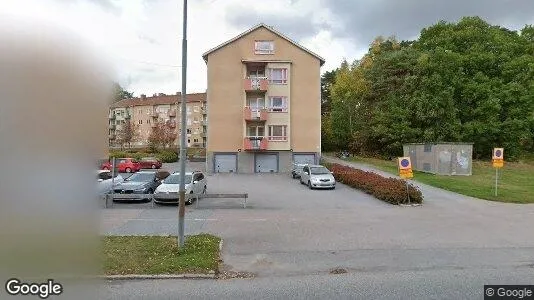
[140,94,146,99]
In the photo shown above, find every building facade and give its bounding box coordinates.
[108,92,207,148]
[202,23,324,173]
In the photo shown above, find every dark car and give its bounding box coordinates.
[139,157,162,169]
[112,170,170,201]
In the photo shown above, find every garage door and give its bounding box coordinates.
[255,154,278,173]
[214,154,237,173]
[293,153,316,165]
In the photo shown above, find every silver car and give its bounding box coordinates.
[299,165,336,189]
[291,163,307,179]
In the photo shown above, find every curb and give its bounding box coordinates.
[101,274,216,280]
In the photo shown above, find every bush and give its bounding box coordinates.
[155,150,178,163]
[327,163,423,205]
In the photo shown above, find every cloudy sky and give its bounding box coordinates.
[3,0,534,96]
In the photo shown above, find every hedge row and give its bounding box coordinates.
[109,150,178,163]
[327,163,424,205]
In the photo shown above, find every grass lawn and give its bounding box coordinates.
[329,154,534,204]
[102,234,221,275]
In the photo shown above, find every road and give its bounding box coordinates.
[100,268,533,299]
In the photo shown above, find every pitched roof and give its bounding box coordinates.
[111,92,206,108]
[202,23,325,66]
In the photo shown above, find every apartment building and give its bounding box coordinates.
[202,23,325,173]
[108,92,207,148]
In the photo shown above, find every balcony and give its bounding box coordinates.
[244,78,268,92]
[244,137,268,151]
[150,111,159,118]
[200,132,206,138]
[244,107,267,122]
[169,109,176,117]
[151,123,157,128]
[108,124,116,130]
[108,134,116,140]
[124,113,131,119]
[109,114,116,120]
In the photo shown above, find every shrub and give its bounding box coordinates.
[328,163,423,205]
[155,150,178,163]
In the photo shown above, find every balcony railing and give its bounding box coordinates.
[244,77,268,92]
[244,107,267,122]
[108,124,116,130]
[108,134,116,140]
[244,137,268,151]
[150,111,159,118]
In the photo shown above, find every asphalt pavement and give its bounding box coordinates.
[98,159,534,299]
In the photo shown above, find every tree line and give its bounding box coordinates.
[322,16,534,160]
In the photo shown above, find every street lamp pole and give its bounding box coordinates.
[177,0,188,247]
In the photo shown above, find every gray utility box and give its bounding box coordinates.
[403,143,473,176]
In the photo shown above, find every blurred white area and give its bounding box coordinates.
[0,13,111,299]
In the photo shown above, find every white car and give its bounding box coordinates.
[153,171,207,205]
[299,164,336,189]
[97,170,124,196]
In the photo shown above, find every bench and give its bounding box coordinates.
[195,193,248,209]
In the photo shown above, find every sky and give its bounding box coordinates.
[2,0,533,96]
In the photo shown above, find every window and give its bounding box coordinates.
[194,139,198,143]
[268,125,287,141]
[194,117,199,123]
[247,126,265,137]
[187,119,192,126]
[248,67,266,78]
[247,97,265,109]
[138,120,143,125]
[194,106,199,112]
[269,97,288,112]
[269,68,287,84]
[254,40,274,54]
[147,119,151,124]
[187,139,190,143]
[187,129,192,134]
[424,144,432,152]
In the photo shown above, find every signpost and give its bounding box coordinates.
[398,157,413,205]
[492,148,504,196]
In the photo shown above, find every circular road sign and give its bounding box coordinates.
[495,150,502,157]
[401,159,410,168]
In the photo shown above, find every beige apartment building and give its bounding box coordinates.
[108,92,207,148]
[202,23,325,173]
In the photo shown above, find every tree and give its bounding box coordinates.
[116,120,140,149]
[113,82,134,103]
[321,69,338,115]
[326,16,534,160]
[148,120,177,150]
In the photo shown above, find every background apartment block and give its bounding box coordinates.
[202,24,325,173]
[108,92,207,148]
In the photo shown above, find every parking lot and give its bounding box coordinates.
[101,160,534,278]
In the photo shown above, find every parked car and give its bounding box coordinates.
[97,170,124,196]
[112,170,170,201]
[153,171,207,205]
[291,163,307,179]
[299,165,336,189]
[139,157,162,169]
[101,158,141,173]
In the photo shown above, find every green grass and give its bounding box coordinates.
[328,154,534,204]
[102,234,221,275]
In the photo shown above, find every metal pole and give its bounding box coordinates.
[177,0,188,247]
[494,168,498,197]
[109,157,116,208]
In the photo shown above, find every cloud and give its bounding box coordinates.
[84,0,121,15]
[226,11,327,42]
[322,0,534,45]
[224,1,330,42]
